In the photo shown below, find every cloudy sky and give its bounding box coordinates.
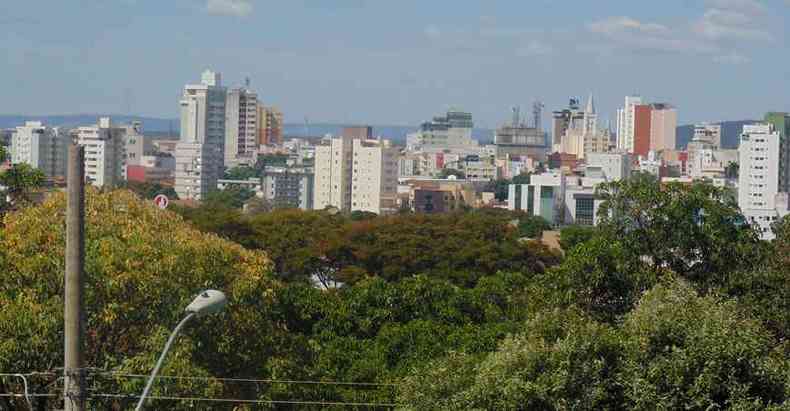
[1,0,788,128]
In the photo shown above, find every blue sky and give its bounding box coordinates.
[1,0,788,128]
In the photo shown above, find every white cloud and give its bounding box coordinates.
[713,51,751,64]
[588,16,669,36]
[694,7,772,41]
[205,0,253,17]
[586,16,716,54]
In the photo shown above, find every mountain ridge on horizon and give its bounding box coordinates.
[0,114,754,149]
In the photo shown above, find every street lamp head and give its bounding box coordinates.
[185,289,227,317]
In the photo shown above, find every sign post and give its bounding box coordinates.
[154,194,169,210]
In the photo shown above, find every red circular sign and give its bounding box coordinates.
[154,194,169,210]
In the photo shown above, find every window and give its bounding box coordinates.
[576,197,595,226]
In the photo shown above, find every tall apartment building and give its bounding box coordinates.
[258,105,284,146]
[314,136,354,211]
[616,95,643,152]
[406,109,477,150]
[649,104,677,151]
[313,135,398,214]
[764,112,790,193]
[175,70,226,200]
[123,121,150,174]
[351,139,400,214]
[75,117,128,187]
[738,123,787,239]
[225,87,258,167]
[10,121,69,178]
[262,165,314,210]
[633,104,653,158]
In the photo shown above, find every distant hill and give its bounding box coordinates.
[676,120,755,150]
[0,115,495,144]
[0,114,178,133]
[283,124,495,144]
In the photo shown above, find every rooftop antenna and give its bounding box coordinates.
[304,116,310,138]
[245,77,251,89]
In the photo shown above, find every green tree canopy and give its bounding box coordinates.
[0,162,45,207]
[224,165,259,180]
[595,172,763,283]
[0,189,281,409]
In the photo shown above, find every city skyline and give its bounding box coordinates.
[2,0,789,127]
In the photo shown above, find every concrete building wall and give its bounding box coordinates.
[738,123,783,239]
[633,105,652,158]
[351,139,398,214]
[650,105,677,151]
[11,121,69,178]
[75,118,127,187]
[225,88,258,166]
[616,95,643,152]
[175,70,226,200]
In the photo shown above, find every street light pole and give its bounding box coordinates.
[134,290,227,411]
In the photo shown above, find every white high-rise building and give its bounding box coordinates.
[738,123,788,239]
[75,117,127,187]
[175,70,227,200]
[225,87,258,167]
[313,135,398,214]
[314,135,354,211]
[616,95,643,152]
[351,139,399,214]
[10,121,69,178]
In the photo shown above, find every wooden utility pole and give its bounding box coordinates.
[64,144,86,411]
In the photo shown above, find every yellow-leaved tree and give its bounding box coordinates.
[0,189,283,410]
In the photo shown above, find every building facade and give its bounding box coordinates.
[314,135,354,211]
[10,121,69,178]
[258,105,284,146]
[75,117,128,187]
[616,95,643,152]
[175,70,226,200]
[262,165,314,210]
[406,110,477,150]
[351,139,399,214]
[649,103,677,151]
[738,123,788,239]
[225,87,259,166]
[764,112,790,193]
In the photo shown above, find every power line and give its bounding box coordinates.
[89,393,397,407]
[91,372,399,387]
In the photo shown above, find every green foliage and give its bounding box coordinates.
[224,165,259,180]
[399,308,624,410]
[254,154,288,172]
[619,278,788,409]
[0,145,8,163]
[537,236,657,322]
[203,186,256,209]
[484,173,531,202]
[596,172,762,283]
[439,168,465,179]
[559,225,599,251]
[517,214,551,238]
[0,189,279,409]
[349,210,378,221]
[124,180,178,200]
[0,163,45,206]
